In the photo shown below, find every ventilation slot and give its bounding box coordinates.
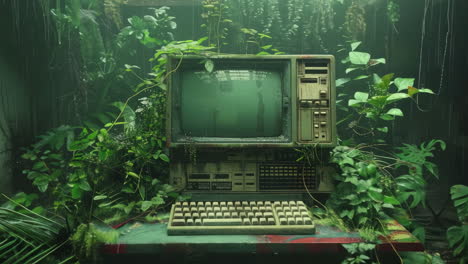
[259,164,316,190]
[189,173,210,180]
[305,69,328,74]
[301,78,318,83]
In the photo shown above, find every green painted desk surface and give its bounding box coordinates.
[102,218,424,256]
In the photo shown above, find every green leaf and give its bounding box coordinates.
[350,41,361,51]
[71,184,82,199]
[141,201,152,212]
[204,59,214,73]
[354,92,369,102]
[371,58,386,65]
[159,153,170,162]
[377,127,388,133]
[386,108,404,116]
[346,68,358,74]
[353,75,369,80]
[124,64,141,70]
[261,45,272,50]
[380,114,395,121]
[384,195,400,205]
[394,78,415,91]
[256,51,270,55]
[336,78,351,87]
[93,195,108,200]
[418,88,435,94]
[386,93,410,103]
[79,180,91,191]
[348,99,362,106]
[349,51,371,65]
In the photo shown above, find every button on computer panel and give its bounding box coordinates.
[297,59,334,144]
[167,200,315,235]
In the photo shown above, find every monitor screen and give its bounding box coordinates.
[180,69,282,138]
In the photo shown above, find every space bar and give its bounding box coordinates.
[203,218,243,226]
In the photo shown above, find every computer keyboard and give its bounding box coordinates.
[167,200,315,235]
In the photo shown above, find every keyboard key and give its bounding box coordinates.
[279,218,287,225]
[220,202,226,207]
[187,219,194,225]
[203,218,242,226]
[259,217,267,225]
[227,202,233,207]
[172,219,185,226]
[267,218,275,225]
[304,217,313,225]
[243,218,251,225]
[208,212,215,218]
[175,208,182,213]
[174,213,184,219]
[223,212,231,218]
[287,217,295,225]
[251,218,259,225]
[216,212,223,218]
[195,219,202,225]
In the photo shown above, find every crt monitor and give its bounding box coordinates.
[167,55,336,194]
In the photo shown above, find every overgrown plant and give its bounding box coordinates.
[325,41,444,242]
[447,185,468,264]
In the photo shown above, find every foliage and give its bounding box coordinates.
[394,140,446,208]
[343,0,366,41]
[341,243,377,264]
[71,223,119,262]
[240,28,284,55]
[336,41,434,143]
[201,0,232,52]
[447,185,468,264]
[328,146,398,230]
[0,195,72,263]
[117,7,177,50]
[19,37,209,261]
[400,252,445,264]
[329,41,443,249]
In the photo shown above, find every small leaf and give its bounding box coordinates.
[336,78,351,87]
[350,41,361,51]
[394,78,415,91]
[386,108,404,116]
[94,195,108,200]
[386,93,410,103]
[408,86,419,96]
[79,180,91,191]
[261,45,272,50]
[141,201,152,212]
[354,92,369,102]
[349,51,371,65]
[354,75,369,80]
[159,153,170,162]
[418,88,435,94]
[346,68,358,74]
[204,59,214,73]
[377,127,388,133]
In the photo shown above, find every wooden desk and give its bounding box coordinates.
[102,218,423,258]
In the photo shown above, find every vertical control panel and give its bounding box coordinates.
[297,60,333,143]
